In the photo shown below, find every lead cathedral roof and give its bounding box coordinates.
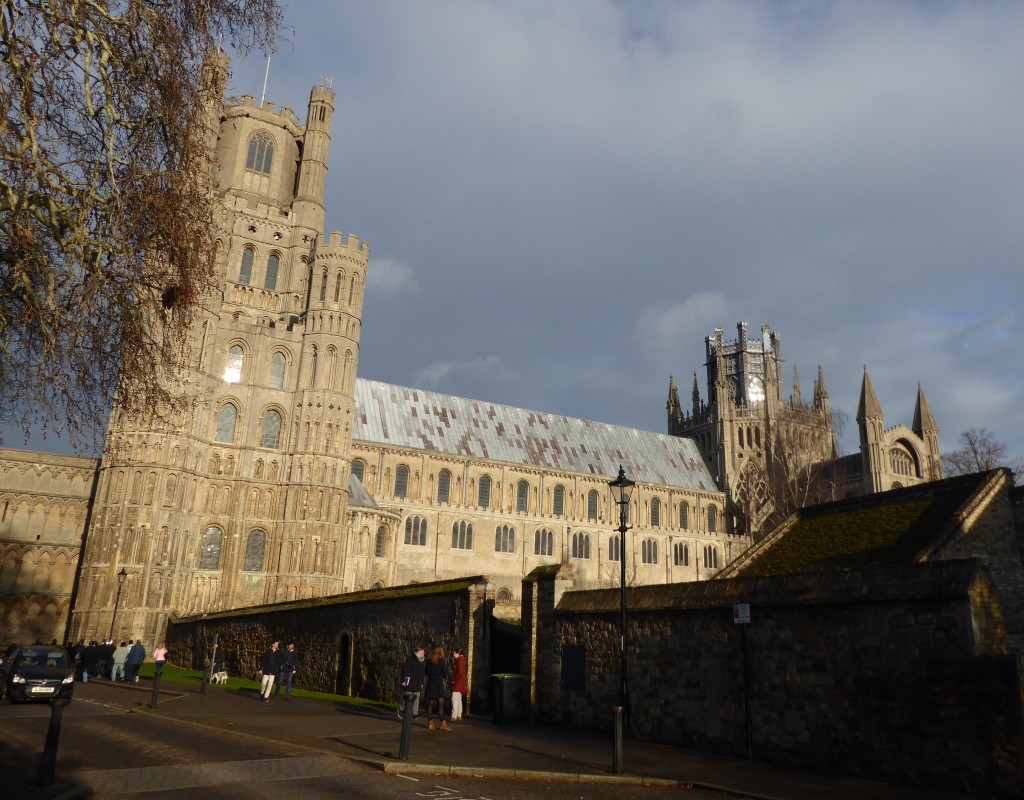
[353,378,718,492]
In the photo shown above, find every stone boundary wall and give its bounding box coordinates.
[526,560,1024,798]
[167,577,490,711]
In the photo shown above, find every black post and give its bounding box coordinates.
[149,665,163,709]
[108,567,127,642]
[36,698,70,788]
[618,496,628,717]
[608,464,635,773]
[612,705,624,774]
[741,624,752,760]
[398,692,415,760]
[201,634,216,696]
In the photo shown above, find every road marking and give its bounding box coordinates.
[77,754,351,794]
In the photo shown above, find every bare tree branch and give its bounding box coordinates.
[943,428,1022,480]
[0,0,283,447]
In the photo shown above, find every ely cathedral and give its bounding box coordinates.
[0,64,940,647]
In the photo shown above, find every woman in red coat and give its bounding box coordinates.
[450,646,468,721]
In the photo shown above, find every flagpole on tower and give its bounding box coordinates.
[260,55,271,106]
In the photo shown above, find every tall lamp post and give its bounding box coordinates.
[608,464,635,773]
[108,567,128,642]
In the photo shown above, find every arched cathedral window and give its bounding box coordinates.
[223,345,243,383]
[215,404,237,444]
[243,530,266,571]
[269,352,286,389]
[452,521,473,550]
[552,485,565,516]
[260,410,282,449]
[245,131,274,174]
[534,528,553,556]
[264,254,280,290]
[516,480,529,513]
[395,465,410,499]
[238,249,254,285]
[437,470,452,504]
[199,527,223,570]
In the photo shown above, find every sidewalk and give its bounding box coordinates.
[3,678,961,800]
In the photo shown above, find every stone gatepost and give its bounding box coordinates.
[522,564,574,716]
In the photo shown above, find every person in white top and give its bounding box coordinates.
[111,641,131,682]
[153,644,169,676]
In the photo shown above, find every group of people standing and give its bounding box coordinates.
[257,640,299,702]
[399,644,468,730]
[71,639,152,683]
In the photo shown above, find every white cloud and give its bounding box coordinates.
[415,356,510,389]
[636,292,732,354]
[365,257,417,296]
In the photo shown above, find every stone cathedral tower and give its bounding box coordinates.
[70,60,369,645]
[667,322,835,534]
[668,323,943,537]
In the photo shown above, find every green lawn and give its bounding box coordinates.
[137,663,392,710]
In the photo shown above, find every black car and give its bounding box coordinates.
[0,646,75,704]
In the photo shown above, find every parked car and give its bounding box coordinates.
[0,646,75,704]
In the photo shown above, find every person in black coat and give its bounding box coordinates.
[424,645,451,731]
[274,642,298,700]
[258,641,283,702]
[398,645,426,719]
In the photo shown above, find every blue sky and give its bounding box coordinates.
[8,1,1023,463]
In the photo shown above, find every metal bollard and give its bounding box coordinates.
[398,692,415,760]
[36,697,70,788]
[149,665,163,709]
[612,705,624,774]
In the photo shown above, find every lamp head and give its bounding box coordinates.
[608,465,636,506]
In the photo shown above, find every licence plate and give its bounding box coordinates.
[30,686,56,694]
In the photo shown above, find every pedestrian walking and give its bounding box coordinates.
[111,641,130,682]
[81,641,100,682]
[398,645,426,720]
[153,644,169,676]
[275,642,298,700]
[450,646,468,721]
[258,641,282,701]
[125,639,146,683]
[97,640,115,679]
[424,644,451,731]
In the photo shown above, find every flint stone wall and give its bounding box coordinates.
[167,577,489,710]
[527,560,1024,798]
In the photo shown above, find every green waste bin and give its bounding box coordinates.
[491,673,527,724]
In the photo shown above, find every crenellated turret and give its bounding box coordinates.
[294,85,334,227]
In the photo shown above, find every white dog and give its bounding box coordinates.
[211,671,228,685]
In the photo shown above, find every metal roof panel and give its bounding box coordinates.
[353,379,718,491]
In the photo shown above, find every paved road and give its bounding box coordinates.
[1,687,737,799]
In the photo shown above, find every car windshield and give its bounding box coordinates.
[17,649,70,668]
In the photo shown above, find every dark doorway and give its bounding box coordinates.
[489,617,521,675]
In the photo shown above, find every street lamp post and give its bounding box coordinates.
[608,464,635,773]
[108,567,128,642]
